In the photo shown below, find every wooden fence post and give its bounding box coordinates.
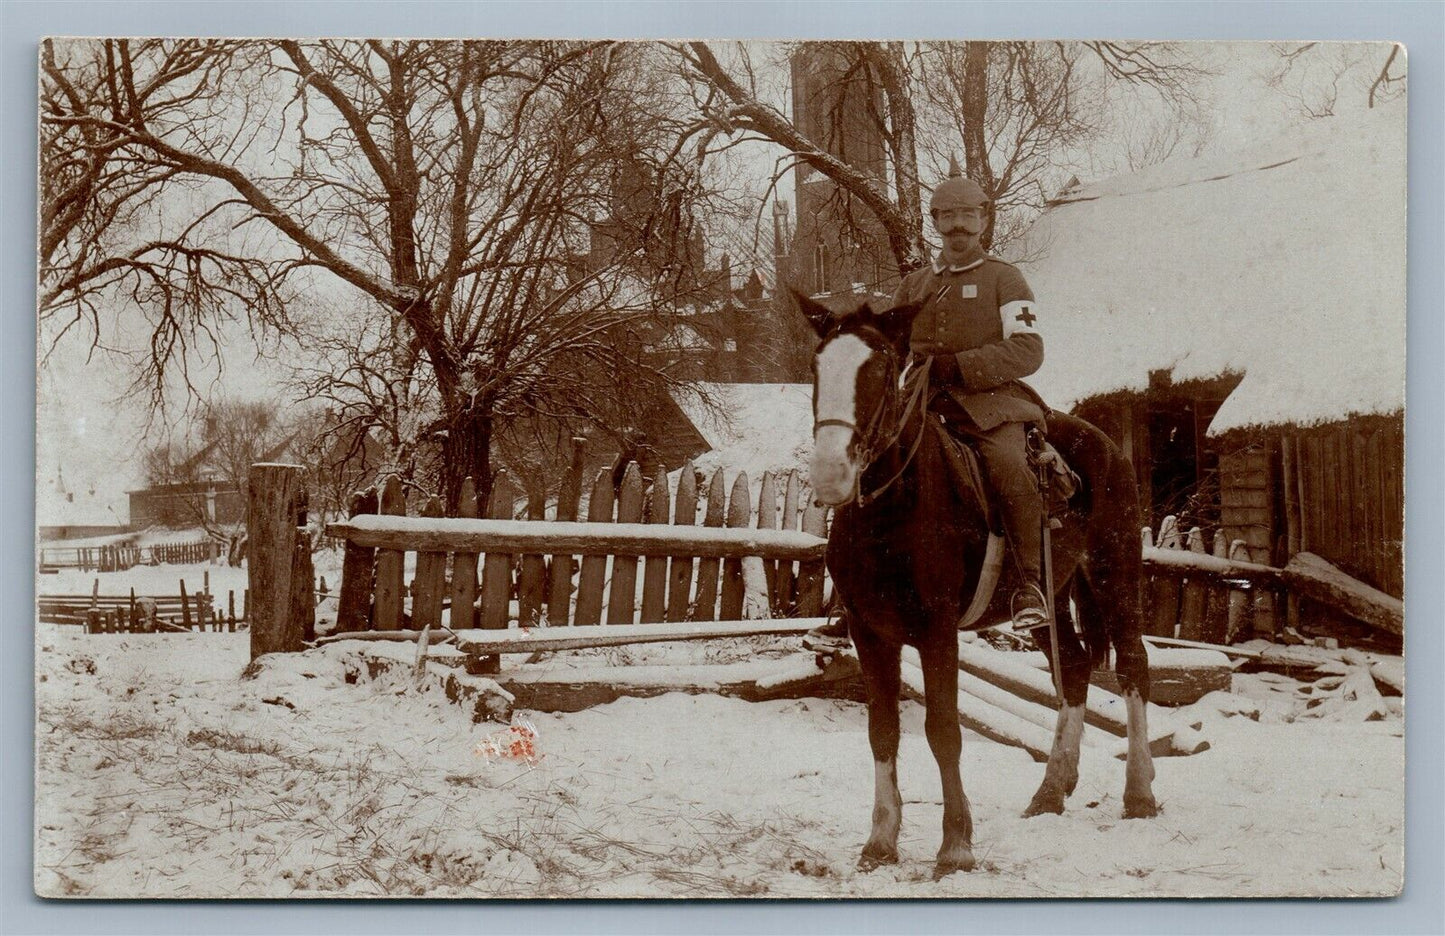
[796,501,828,616]
[777,471,800,616]
[1226,539,1251,643]
[756,471,779,614]
[1177,527,1207,641]
[719,472,751,620]
[692,470,727,622]
[606,463,644,625]
[639,466,670,623]
[1200,532,1230,643]
[1148,516,1182,638]
[477,472,520,673]
[373,475,407,631]
[573,470,613,626]
[517,489,548,627]
[666,463,698,622]
[336,488,380,632]
[410,496,447,630]
[448,478,480,631]
[247,463,307,660]
[546,437,587,627]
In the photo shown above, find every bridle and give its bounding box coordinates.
[813,331,931,509]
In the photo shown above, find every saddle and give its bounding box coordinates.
[932,420,1080,531]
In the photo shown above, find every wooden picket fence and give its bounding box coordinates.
[38,543,142,573]
[151,538,220,565]
[1140,515,1280,643]
[324,461,831,636]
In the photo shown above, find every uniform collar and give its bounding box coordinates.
[931,255,986,274]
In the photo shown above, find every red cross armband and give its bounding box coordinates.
[1001,299,1040,338]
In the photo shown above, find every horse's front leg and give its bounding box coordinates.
[852,625,904,870]
[1023,616,1089,817]
[918,630,976,878]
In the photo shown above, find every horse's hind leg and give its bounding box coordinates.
[1022,598,1090,817]
[918,632,976,877]
[853,626,903,870]
[1115,632,1160,818]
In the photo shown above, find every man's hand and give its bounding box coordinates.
[930,352,962,386]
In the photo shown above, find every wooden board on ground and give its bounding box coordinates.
[497,654,864,713]
[1013,644,1233,706]
[449,617,827,656]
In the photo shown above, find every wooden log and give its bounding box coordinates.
[179,580,192,630]
[497,654,864,714]
[639,466,670,623]
[447,478,480,631]
[719,472,751,621]
[480,473,519,632]
[1280,551,1403,637]
[291,530,317,643]
[547,437,586,627]
[573,470,613,626]
[796,500,828,616]
[323,515,829,559]
[1177,527,1207,641]
[666,463,698,622]
[1341,648,1405,696]
[777,471,800,616]
[373,475,407,632]
[891,655,1053,762]
[692,470,726,622]
[607,464,645,625]
[246,463,307,660]
[451,617,827,655]
[410,496,447,630]
[755,471,779,614]
[517,490,548,628]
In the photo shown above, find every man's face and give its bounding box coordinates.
[932,206,984,257]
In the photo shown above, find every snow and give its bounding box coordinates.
[1012,100,1405,434]
[35,622,1402,897]
[671,382,814,482]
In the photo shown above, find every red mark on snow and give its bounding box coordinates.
[475,721,542,765]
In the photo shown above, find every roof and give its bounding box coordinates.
[669,383,814,481]
[1011,100,1405,435]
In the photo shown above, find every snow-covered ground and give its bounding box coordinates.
[34,623,1403,898]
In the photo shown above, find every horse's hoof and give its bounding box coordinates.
[1122,795,1160,819]
[1022,789,1067,818]
[857,845,898,872]
[932,849,977,879]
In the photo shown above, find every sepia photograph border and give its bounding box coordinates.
[5,0,1442,933]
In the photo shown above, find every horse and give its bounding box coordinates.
[798,291,1160,880]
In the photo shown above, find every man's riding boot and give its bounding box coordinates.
[998,480,1050,633]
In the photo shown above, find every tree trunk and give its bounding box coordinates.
[440,407,493,515]
[961,42,998,251]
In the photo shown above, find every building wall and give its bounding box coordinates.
[129,486,245,529]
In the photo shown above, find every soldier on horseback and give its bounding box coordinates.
[898,156,1051,633]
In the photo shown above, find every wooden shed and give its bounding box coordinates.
[1013,102,1406,628]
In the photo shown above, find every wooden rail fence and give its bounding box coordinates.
[1140,515,1279,643]
[323,462,831,641]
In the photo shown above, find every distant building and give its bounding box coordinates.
[37,466,126,541]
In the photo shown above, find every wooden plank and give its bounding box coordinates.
[373,475,406,632]
[480,473,518,632]
[1199,532,1230,644]
[692,469,726,622]
[666,463,697,623]
[447,478,480,631]
[410,496,447,630]
[719,472,751,621]
[1149,516,1181,637]
[547,438,586,627]
[796,500,828,617]
[1177,527,1207,641]
[777,470,800,616]
[450,617,828,655]
[639,466,669,623]
[291,530,317,642]
[607,463,645,625]
[573,470,613,626]
[246,463,307,659]
[323,515,829,560]
[517,490,547,628]
[1225,540,1250,642]
[755,471,779,614]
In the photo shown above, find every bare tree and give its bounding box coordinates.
[1266,41,1406,119]
[43,40,734,511]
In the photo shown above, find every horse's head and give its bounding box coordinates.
[793,289,924,506]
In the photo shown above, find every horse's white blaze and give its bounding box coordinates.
[812,334,872,504]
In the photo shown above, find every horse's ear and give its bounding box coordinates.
[789,286,833,338]
[875,301,924,356]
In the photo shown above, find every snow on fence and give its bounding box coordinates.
[323,461,830,639]
[38,543,142,573]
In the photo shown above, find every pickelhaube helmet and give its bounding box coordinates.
[929,154,988,215]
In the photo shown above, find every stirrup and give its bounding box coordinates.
[1009,583,1051,634]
